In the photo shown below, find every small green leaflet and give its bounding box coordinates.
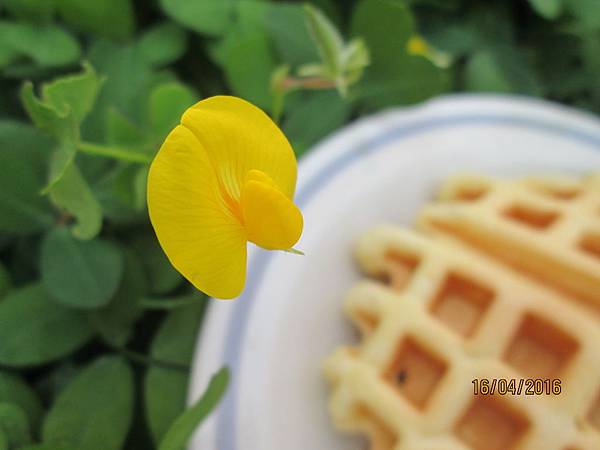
[40,227,124,309]
[42,356,134,450]
[20,62,105,239]
[302,4,370,96]
[158,367,230,450]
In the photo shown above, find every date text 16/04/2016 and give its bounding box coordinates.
[472,378,562,396]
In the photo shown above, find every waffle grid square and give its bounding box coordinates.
[325,175,600,450]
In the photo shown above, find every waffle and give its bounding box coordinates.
[324,225,600,450]
[417,174,600,315]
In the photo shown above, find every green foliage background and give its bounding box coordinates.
[0,0,598,449]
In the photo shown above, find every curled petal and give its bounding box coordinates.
[241,172,303,250]
[181,96,297,202]
[147,125,247,299]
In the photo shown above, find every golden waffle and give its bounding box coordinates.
[324,226,600,450]
[417,174,600,315]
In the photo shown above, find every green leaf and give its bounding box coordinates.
[283,90,351,156]
[0,371,43,432]
[218,29,277,109]
[93,159,150,212]
[465,46,539,95]
[0,22,80,70]
[83,40,173,141]
[359,55,449,109]
[0,403,31,448]
[235,0,270,31]
[209,1,284,109]
[43,142,77,196]
[87,250,146,346]
[464,50,512,92]
[43,356,134,450]
[565,0,600,29]
[20,82,74,143]
[0,429,5,450]
[138,22,188,68]
[92,164,147,224]
[55,0,135,39]
[41,227,124,309]
[351,0,414,71]
[21,62,102,141]
[0,121,54,234]
[145,302,205,444]
[159,0,233,36]
[351,0,447,108]
[304,4,344,76]
[21,63,103,197]
[266,4,319,66]
[528,0,564,19]
[105,108,147,148]
[48,161,103,240]
[148,82,197,141]
[0,283,92,367]
[420,23,481,58]
[42,62,104,126]
[297,3,370,96]
[158,367,229,450]
[132,233,182,295]
[342,38,370,74]
[2,0,54,22]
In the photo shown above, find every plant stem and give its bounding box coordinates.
[77,141,153,164]
[281,76,337,90]
[141,295,205,310]
[116,346,190,372]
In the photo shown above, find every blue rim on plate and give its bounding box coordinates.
[208,99,600,450]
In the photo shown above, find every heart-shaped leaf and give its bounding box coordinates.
[40,227,123,308]
[43,356,134,450]
[0,283,92,367]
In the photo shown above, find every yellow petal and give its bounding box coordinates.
[181,96,297,204]
[245,168,278,189]
[241,172,303,250]
[147,125,247,299]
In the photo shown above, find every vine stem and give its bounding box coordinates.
[280,76,337,90]
[77,141,152,164]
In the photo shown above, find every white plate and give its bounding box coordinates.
[188,94,600,450]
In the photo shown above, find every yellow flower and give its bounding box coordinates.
[147,96,303,299]
[407,35,451,69]
[407,35,429,57]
